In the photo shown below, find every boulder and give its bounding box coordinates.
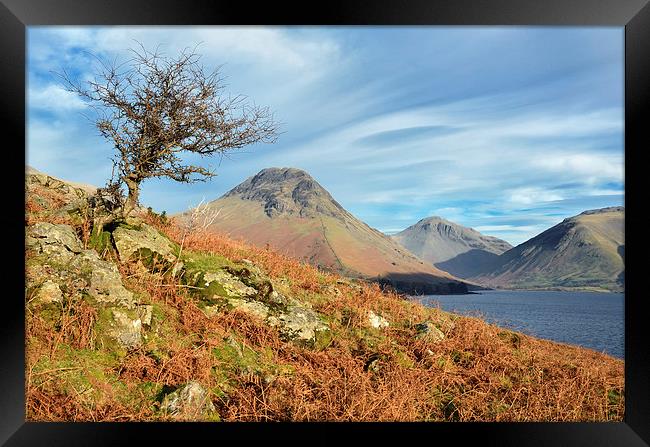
[26,170,92,200]
[202,270,257,298]
[69,249,136,309]
[32,280,63,305]
[226,298,271,320]
[26,222,141,348]
[160,381,217,421]
[268,304,330,347]
[414,321,445,343]
[26,223,83,260]
[188,260,330,348]
[112,223,179,272]
[108,309,143,348]
[368,310,390,329]
[137,304,154,327]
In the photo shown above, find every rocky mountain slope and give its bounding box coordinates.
[24,168,625,422]
[392,216,512,279]
[27,165,97,196]
[469,207,624,292]
[177,168,468,294]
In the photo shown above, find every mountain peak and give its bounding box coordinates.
[223,167,345,218]
[392,215,513,276]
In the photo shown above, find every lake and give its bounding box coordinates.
[414,290,624,359]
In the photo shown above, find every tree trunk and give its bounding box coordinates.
[123,176,140,218]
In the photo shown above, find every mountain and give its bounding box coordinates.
[392,216,512,279]
[177,167,468,294]
[469,207,624,292]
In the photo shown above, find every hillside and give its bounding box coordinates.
[27,165,97,196]
[24,168,625,422]
[177,168,468,295]
[392,216,512,279]
[470,207,624,292]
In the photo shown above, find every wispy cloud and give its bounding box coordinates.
[27,26,624,246]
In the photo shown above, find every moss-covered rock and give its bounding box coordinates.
[32,280,64,305]
[415,321,445,343]
[107,308,143,348]
[160,381,217,421]
[26,222,84,261]
[26,222,144,349]
[268,303,330,348]
[112,222,181,274]
[183,254,331,349]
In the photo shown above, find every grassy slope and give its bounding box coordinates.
[25,183,624,422]
[470,210,624,292]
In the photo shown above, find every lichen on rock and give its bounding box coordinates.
[108,308,143,348]
[112,222,180,273]
[368,310,390,329]
[26,222,141,348]
[160,381,217,421]
[31,280,64,305]
[268,304,330,347]
[26,222,84,261]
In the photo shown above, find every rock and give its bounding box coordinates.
[69,249,136,309]
[415,321,445,343]
[227,298,271,320]
[187,261,328,348]
[268,304,330,346]
[112,223,178,271]
[267,290,289,306]
[368,310,390,329]
[26,170,93,199]
[108,309,142,348]
[160,381,217,421]
[26,223,83,260]
[221,265,277,301]
[26,222,142,349]
[137,304,154,326]
[201,270,258,299]
[33,280,63,305]
[26,223,136,309]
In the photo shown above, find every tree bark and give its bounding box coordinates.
[123,176,140,218]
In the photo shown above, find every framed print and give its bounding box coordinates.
[2,0,649,445]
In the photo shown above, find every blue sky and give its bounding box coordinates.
[27,26,624,246]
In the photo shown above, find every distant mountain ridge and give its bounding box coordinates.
[392,216,512,279]
[469,206,624,292]
[179,167,469,294]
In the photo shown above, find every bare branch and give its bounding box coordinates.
[55,41,280,219]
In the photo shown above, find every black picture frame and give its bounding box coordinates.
[2,0,648,445]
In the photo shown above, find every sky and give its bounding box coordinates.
[26,26,624,246]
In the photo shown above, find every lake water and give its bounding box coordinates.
[414,290,624,359]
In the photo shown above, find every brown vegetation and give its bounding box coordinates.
[25,191,624,422]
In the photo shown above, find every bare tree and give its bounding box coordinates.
[58,43,279,221]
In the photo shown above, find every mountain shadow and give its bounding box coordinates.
[435,249,503,279]
[377,272,469,296]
